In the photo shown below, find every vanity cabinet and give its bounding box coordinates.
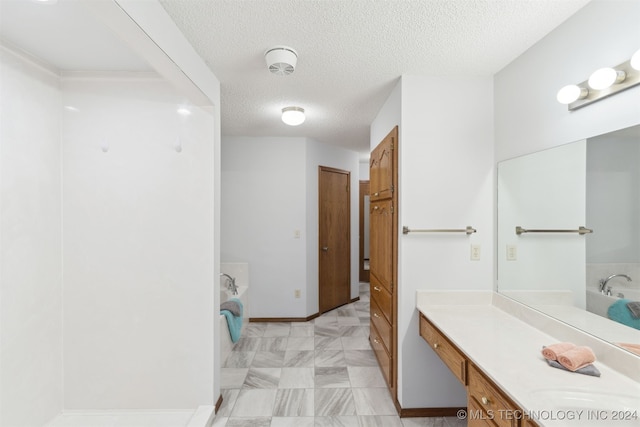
[369,126,398,400]
[419,312,537,427]
[419,314,466,384]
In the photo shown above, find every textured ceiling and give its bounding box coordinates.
[160,0,590,154]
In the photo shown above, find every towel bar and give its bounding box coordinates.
[402,226,476,235]
[515,226,593,235]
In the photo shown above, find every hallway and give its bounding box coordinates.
[213,283,466,427]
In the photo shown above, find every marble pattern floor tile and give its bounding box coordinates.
[251,351,285,367]
[230,389,277,417]
[352,387,398,415]
[242,367,281,389]
[273,388,314,416]
[270,416,315,427]
[216,284,450,427]
[279,367,315,388]
[283,350,315,367]
[314,388,356,416]
[314,366,350,388]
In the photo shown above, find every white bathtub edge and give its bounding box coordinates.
[186,405,215,427]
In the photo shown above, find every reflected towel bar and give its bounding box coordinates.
[402,226,476,235]
[515,226,593,235]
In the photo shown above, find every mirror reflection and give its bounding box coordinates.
[498,124,640,356]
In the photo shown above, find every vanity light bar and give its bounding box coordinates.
[515,226,593,235]
[558,50,640,111]
[403,226,477,235]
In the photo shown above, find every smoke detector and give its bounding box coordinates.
[264,46,298,76]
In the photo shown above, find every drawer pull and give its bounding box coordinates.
[373,312,380,318]
[373,286,381,292]
[374,192,379,196]
[373,338,380,344]
[481,396,490,405]
[433,343,439,349]
[373,206,379,210]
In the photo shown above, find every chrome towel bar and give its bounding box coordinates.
[515,226,593,235]
[402,226,476,235]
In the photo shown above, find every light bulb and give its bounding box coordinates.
[588,67,626,90]
[630,49,640,71]
[282,106,305,126]
[556,85,588,104]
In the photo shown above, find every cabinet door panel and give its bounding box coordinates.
[370,136,394,202]
[369,199,393,291]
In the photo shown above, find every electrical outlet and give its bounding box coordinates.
[507,244,517,261]
[294,289,301,298]
[294,230,301,239]
[470,244,481,261]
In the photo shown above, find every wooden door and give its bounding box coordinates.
[319,166,351,313]
[359,180,370,282]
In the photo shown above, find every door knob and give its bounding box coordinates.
[322,246,329,252]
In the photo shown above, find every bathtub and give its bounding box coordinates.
[586,287,640,318]
[220,285,249,365]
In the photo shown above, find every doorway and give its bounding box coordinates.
[318,166,351,313]
[359,180,370,282]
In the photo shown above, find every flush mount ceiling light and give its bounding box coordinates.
[282,106,305,126]
[557,48,640,111]
[265,46,298,76]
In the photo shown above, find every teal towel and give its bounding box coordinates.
[221,297,243,343]
[607,299,640,330]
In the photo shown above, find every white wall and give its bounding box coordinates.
[221,136,360,318]
[221,136,308,318]
[370,75,494,409]
[0,46,63,427]
[494,0,640,162]
[62,75,215,409]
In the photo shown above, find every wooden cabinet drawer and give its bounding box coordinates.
[419,314,466,385]
[370,322,392,386]
[370,275,392,323]
[468,395,499,427]
[468,364,519,427]
[370,297,392,351]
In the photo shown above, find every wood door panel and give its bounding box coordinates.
[369,199,393,291]
[319,167,351,313]
[369,129,395,202]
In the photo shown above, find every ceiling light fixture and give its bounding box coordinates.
[557,48,640,111]
[282,106,305,126]
[265,46,298,76]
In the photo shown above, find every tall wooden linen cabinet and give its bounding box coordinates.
[369,126,398,404]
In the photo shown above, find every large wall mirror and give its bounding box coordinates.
[497,124,640,356]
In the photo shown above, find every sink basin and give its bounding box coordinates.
[526,389,640,426]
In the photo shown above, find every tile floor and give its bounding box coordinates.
[213,283,466,427]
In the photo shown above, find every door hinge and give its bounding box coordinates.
[391,206,394,214]
[391,141,394,150]
[391,184,394,193]
[390,282,394,292]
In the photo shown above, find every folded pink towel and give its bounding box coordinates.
[617,342,640,356]
[558,346,596,371]
[541,342,576,361]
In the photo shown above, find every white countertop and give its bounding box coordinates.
[416,291,640,427]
